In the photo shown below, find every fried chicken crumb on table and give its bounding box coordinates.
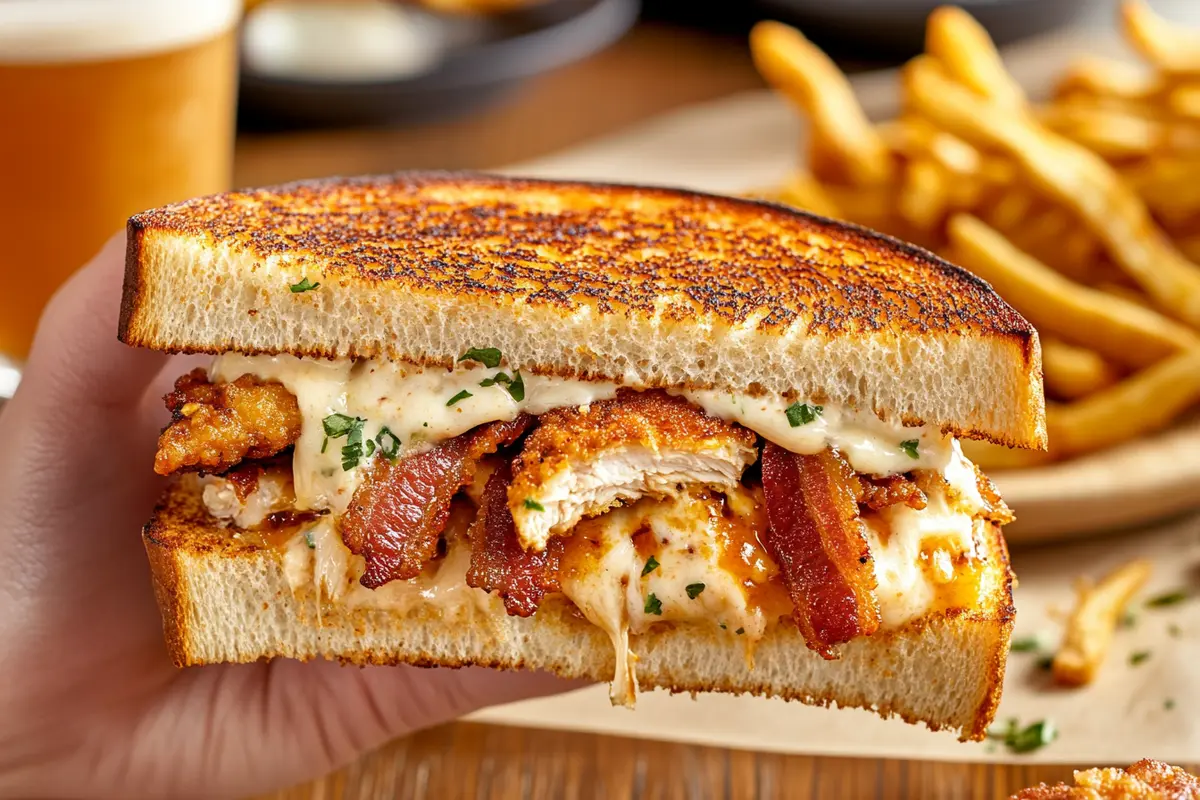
[1010,760,1200,800]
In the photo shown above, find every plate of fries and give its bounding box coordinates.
[743,2,1200,544]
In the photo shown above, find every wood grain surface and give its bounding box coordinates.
[239,22,1196,800]
[263,722,1198,799]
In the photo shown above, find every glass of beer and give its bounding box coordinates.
[0,0,241,393]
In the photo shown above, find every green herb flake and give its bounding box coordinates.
[458,347,503,368]
[365,439,376,457]
[447,389,473,407]
[900,439,921,459]
[320,436,328,454]
[1146,589,1190,608]
[1129,650,1152,666]
[480,371,512,388]
[988,719,1057,755]
[686,583,706,600]
[1168,623,1182,638]
[289,277,320,293]
[375,427,400,460]
[641,555,660,577]
[304,529,316,549]
[1010,636,1044,653]
[505,371,525,402]
[1165,698,1176,711]
[322,413,357,437]
[784,402,823,428]
[735,627,745,635]
[644,593,663,615]
[1036,654,1055,672]
[524,498,545,511]
[719,622,727,630]
[1120,609,1138,629]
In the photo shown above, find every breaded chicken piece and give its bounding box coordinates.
[1011,760,1200,800]
[155,369,301,476]
[508,389,758,550]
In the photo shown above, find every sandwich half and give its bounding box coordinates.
[122,172,1045,741]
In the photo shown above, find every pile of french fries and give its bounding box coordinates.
[751,2,1200,469]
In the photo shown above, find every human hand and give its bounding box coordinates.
[0,235,576,800]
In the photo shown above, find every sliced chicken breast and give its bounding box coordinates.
[508,390,758,550]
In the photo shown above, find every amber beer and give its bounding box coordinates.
[0,1,240,362]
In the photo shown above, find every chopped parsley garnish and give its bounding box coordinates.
[289,277,320,293]
[1129,650,1152,666]
[375,426,400,460]
[322,413,368,471]
[987,718,1057,754]
[785,402,823,427]
[458,347,503,368]
[686,583,706,599]
[524,498,545,511]
[1009,636,1044,653]
[1146,589,1190,607]
[1036,654,1054,671]
[1168,623,1182,638]
[642,555,660,577]
[365,439,376,457]
[322,413,358,437]
[644,593,662,615]
[900,439,921,459]
[735,627,745,635]
[480,371,512,388]
[506,371,525,402]
[1165,698,1176,710]
[320,436,328,454]
[447,389,473,407]
[304,529,316,549]
[1120,609,1138,629]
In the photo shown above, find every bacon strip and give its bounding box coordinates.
[466,457,563,617]
[760,444,881,658]
[341,415,533,588]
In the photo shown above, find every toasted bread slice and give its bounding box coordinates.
[121,173,1045,450]
[143,479,1015,742]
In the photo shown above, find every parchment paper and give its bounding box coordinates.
[466,33,1200,764]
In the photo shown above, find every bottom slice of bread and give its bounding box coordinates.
[144,481,1014,741]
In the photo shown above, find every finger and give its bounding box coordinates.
[16,231,167,423]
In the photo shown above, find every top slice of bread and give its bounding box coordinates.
[121,172,1045,449]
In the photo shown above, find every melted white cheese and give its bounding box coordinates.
[559,488,770,706]
[211,354,975,514]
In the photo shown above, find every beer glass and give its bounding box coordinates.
[0,0,241,393]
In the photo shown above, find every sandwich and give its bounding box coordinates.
[121,172,1045,741]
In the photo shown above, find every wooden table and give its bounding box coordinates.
[244,24,1196,800]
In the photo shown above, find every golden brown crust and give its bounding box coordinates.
[142,479,1014,739]
[121,172,1035,347]
[1010,760,1200,799]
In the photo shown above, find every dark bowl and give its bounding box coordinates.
[238,0,640,130]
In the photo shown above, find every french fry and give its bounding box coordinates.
[897,157,948,232]
[982,185,1037,232]
[750,22,893,187]
[1041,338,1120,400]
[821,183,895,229]
[775,172,843,217]
[1120,0,1200,75]
[904,57,1200,329]
[1052,559,1152,687]
[1053,55,1161,102]
[946,214,1199,369]
[1096,281,1154,308]
[925,6,1025,107]
[1167,83,1200,120]
[1048,347,1200,456]
[1039,103,1162,160]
